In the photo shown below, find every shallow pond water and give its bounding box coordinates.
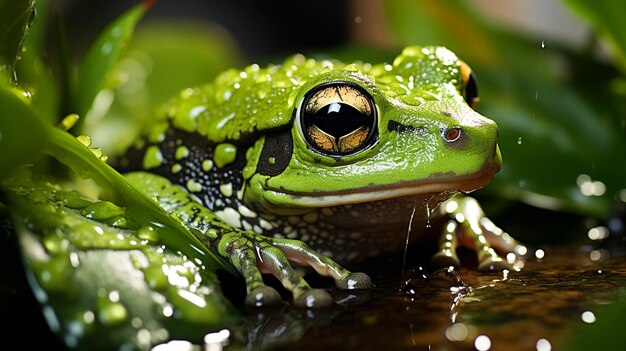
[223,243,626,351]
[3,211,626,351]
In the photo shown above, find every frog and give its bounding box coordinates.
[119,45,522,308]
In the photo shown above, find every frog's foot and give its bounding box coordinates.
[220,231,373,308]
[430,195,526,271]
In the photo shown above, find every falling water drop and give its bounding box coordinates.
[425,201,432,228]
[400,204,417,288]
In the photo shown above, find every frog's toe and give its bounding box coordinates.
[431,219,462,268]
[272,238,373,290]
[477,255,512,272]
[245,286,284,307]
[439,195,525,270]
[336,272,374,290]
[480,216,522,254]
[294,288,334,308]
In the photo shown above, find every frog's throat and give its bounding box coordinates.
[262,163,499,209]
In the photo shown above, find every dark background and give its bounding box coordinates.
[58,0,352,62]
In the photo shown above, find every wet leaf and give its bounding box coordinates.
[1,94,239,349]
[73,1,150,126]
[45,127,231,271]
[4,175,239,350]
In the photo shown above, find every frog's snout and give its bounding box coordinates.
[442,119,502,172]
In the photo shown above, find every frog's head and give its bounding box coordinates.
[245,46,501,215]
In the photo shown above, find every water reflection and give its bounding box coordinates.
[138,239,626,350]
[250,244,626,350]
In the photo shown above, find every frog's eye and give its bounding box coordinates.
[460,61,479,109]
[298,82,377,156]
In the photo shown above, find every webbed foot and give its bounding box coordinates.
[431,195,526,271]
[220,231,373,308]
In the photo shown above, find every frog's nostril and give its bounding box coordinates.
[443,127,462,143]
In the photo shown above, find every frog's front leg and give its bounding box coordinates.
[220,232,372,307]
[126,172,372,308]
[431,195,525,271]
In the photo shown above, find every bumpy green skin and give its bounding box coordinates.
[122,46,516,307]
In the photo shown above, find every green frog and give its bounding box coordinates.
[120,45,521,308]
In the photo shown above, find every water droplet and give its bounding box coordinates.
[28,7,37,27]
[137,226,160,243]
[587,226,609,241]
[204,329,231,349]
[534,248,545,259]
[101,42,113,55]
[536,338,551,351]
[446,323,469,341]
[152,340,194,351]
[400,204,417,286]
[97,298,128,326]
[80,201,124,221]
[342,63,359,72]
[83,310,95,324]
[581,310,596,323]
[89,147,103,158]
[256,89,268,99]
[400,46,423,58]
[136,328,152,347]
[76,135,92,147]
[475,335,492,351]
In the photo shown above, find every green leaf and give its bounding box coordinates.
[4,175,239,350]
[73,2,150,125]
[0,84,48,179]
[562,0,626,74]
[45,127,232,273]
[1,71,239,349]
[0,0,34,84]
[566,297,626,351]
[84,19,244,156]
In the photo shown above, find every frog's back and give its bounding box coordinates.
[160,55,351,144]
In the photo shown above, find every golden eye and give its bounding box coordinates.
[460,61,479,109]
[299,82,377,156]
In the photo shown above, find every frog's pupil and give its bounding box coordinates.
[311,102,368,139]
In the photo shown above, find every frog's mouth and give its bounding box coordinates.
[262,162,499,209]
